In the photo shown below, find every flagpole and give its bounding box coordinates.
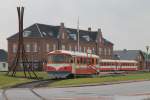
[77,17,80,52]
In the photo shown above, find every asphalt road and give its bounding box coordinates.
[1,81,150,100]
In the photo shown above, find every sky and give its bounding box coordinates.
[0,0,150,51]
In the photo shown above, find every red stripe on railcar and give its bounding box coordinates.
[76,68,97,74]
[46,66,72,72]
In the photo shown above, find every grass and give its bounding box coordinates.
[0,71,49,89]
[14,71,49,80]
[1,71,150,89]
[49,72,150,87]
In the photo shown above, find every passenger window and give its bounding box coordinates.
[70,59,73,63]
[80,58,83,64]
[92,59,94,64]
[77,58,80,64]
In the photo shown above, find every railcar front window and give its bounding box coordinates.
[48,54,71,63]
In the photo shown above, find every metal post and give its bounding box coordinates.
[77,17,80,52]
[7,1,38,79]
[146,46,149,71]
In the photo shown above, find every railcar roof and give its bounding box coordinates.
[101,59,138,63]
[48,50,99,58]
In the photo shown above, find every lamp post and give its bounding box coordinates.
[146,46,149,71]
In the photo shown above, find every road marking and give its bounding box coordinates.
[30,89,47,100]
[55,98,73,100]
[2,89,8,100]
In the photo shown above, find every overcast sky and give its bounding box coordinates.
[0,0,150,51]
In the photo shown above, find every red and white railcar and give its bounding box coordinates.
[100,59,138,71]
[45,50,139,78]
[45,50,99,78]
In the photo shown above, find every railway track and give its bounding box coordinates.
[1,80,56,100]
[13,79,55,88]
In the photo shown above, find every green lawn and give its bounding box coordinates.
[14,71,49,80]
[49,72,150,87]
[0,72,49,89]
[1,71,150,89]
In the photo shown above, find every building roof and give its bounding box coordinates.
[0,49,8,62]
[113,50,144,60]
[7,23,113,45]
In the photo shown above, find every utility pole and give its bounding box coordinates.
[77,17,80,52]
[146,46,149,71]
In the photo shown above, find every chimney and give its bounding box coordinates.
[98,28,101,33]
[60,22,64,28]
[88,27,91,31]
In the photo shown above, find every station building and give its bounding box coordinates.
[7,23,113,70]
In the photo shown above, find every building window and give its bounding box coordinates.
[99,48,102,55]
[53,44,56,51]
[46,44,50,52]
[13,43,17,53]
[87,47,92,54]
[84,47,86,52]
[69,45,72,51]
[62,45,65,50]
[26,44,30,52]
[33,43,38,52]
[92,48,95,54]
[79,46,82,52]
[2,63,6,68]
[62,33,65,39]
[108,48,111,55]
[104,48,107,56]
[75,46,77,51]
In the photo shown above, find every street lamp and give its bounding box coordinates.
[146,46,149,71]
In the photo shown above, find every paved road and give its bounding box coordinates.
[1,81,150,100]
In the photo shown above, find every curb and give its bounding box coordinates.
[48,79,150,88]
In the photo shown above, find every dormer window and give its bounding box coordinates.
[42,32,47,36]
[82,35,90,41]
[23,31,31,37]
[48,32,53,36]
[69,34,76,40]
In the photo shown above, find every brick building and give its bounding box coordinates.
[7,23,113,70]
[113,50,145,69]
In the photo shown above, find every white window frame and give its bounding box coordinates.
[53,44,56,51]
[46,44,50,52]
[62,33,65,39]
[75,46,77,51]
[69,45,72,51]
[92,47,95,54]
[26,44,30,52]
[33,43,38,52]
[62,45,65,50]
[13,44,17,53]
[84,47,86,52]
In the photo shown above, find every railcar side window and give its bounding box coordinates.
[92,58,94,65]
[70,59,73,63]
[77,58,80,64]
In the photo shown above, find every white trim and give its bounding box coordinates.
[36,24,43,37]
[101,59,138,63]
[48,50,99,58]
